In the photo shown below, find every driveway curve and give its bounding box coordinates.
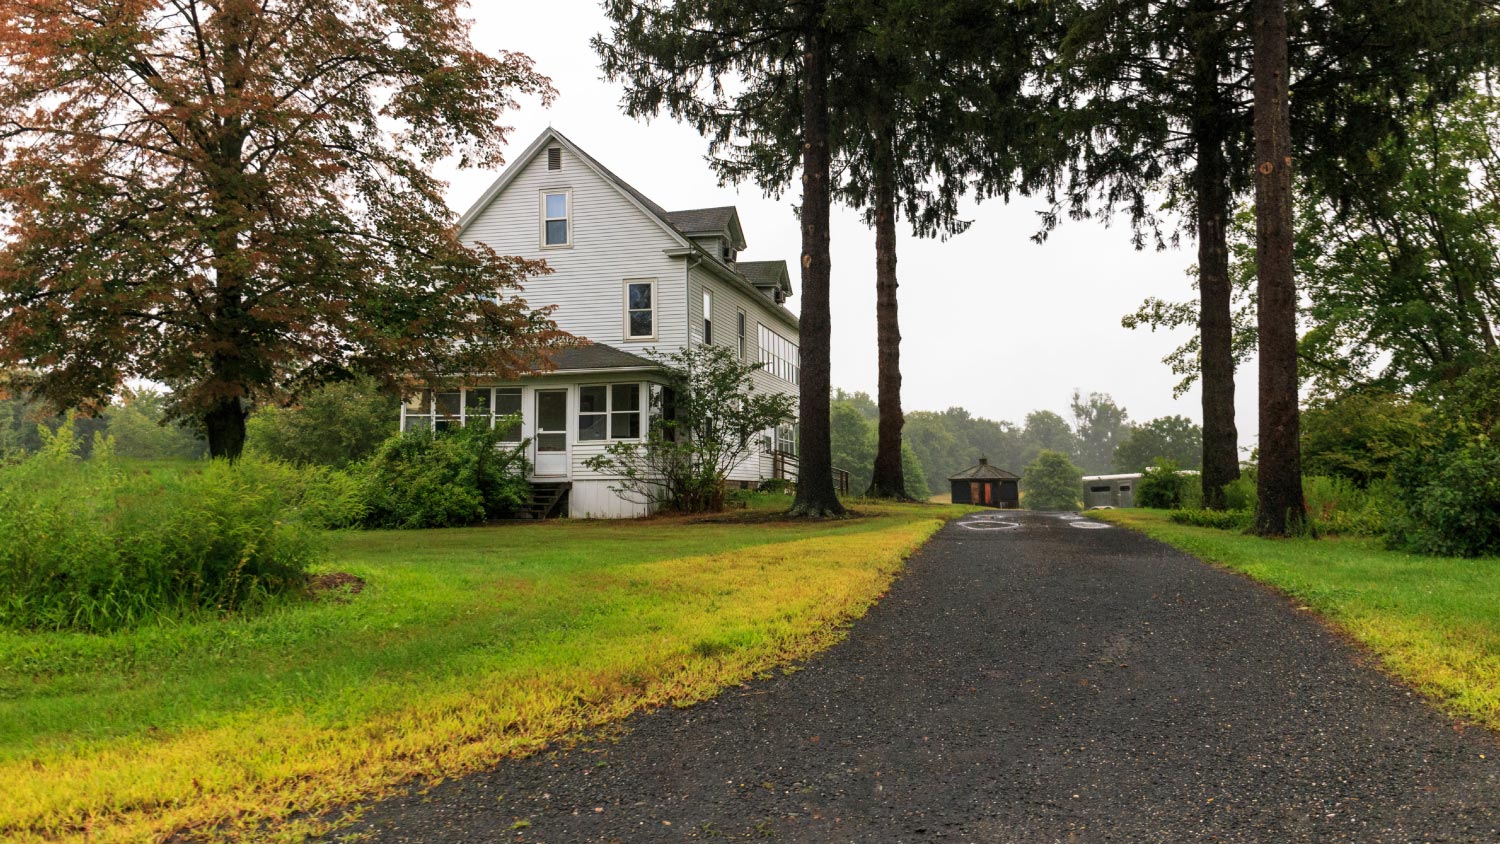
[338,510,1500,843]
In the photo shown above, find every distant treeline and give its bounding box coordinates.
[833,388,1203,494]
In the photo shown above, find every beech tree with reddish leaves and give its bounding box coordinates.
[0,0,566,458]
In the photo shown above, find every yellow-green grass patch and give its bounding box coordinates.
[1,499,969,843]
[1094,508,1500,731]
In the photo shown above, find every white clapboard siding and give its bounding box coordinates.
[461,144,689,352]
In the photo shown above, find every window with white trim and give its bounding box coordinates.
[541,190,570,247]
[624,279,655,339]
[736,308,747,359]
[578,383,642,441]
[465,387,523,441]
[757,324,800,385]
[702,288,714,345]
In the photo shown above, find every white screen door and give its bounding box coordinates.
[534,389,568,477]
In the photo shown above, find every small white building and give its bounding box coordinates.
[1081,474,1141,509]
[399,129,802,518]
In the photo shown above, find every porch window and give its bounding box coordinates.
[541,190,571,247]
[578,383,642,441]
[463,387,522,441]
[611,384,641,438]
[625,279,655,339]
[402,391,433,432]
[434,391,462,431]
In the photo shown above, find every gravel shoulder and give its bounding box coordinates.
[335,510,1500,843]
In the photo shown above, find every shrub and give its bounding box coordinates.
[1022,449,1083,511]
[1224,472,1258,511]
[1136,458,1188,509]
[1390,441,1500,557]
[0,422,328,632]
[1301,392,1430,487]
[1169,508,1253,530]
[360,425,530,529]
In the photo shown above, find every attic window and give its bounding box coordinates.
[547,147,561,170]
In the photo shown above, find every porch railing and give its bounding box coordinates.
[771,452,852,496]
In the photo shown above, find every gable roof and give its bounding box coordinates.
[458,128,798,331]
[737,260,793,299]
[664,206,747,250]
[948,459,1020,481]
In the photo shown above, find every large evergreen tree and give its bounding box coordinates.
[1046,0,1490,510]
[0,0,564,458]
[596,0,847,516]
[833,0,1053,499]
[1253,0,1303,535]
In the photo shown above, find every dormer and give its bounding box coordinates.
[737,260,794,305]
[664,206,746,264]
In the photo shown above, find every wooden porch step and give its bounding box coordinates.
[519,482,571,520]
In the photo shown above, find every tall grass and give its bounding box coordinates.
[0,422,360,632]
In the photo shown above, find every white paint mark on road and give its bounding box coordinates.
[1069,521,1112,530]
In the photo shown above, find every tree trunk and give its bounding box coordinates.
[1252,0,1305,536]
[204,395,248,460]
[866,117,909,500]
[789,17,845,518]
[1190,17,1240,511]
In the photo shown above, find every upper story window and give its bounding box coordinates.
[541,190,571,248]
[579,383,642,441]
[624,279,655,340]
[736,309,747,360]
[702,288,714,345]
[758,323,800,385]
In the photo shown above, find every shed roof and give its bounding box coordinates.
[545,343,659,372]
[948,458,1020,481]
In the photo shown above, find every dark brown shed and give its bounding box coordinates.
[948,458,1020,508]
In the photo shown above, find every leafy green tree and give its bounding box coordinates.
[830,400,878,494]
[105,389,207,461]
[833,389,879,421]
[1022,410,1077,465]
[1114,416,1203,473]
[1070,390,1130,474]
[246,378,397,469]
[596,0,847,517]
[0,0,563,458]
[905,410,965,493]
[1022,449,1083,511]
[585,345,796,514]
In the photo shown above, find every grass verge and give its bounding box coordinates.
[1,498,971,843]
[1094,508,1500,731]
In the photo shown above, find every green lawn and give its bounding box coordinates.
[1095,508,1500,732]
[1,498,971,844]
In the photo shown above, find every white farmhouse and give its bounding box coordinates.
[399,128,803,519]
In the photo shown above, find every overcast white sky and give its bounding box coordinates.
[441,1,1260,450]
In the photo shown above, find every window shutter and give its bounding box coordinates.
[547,147,561,170]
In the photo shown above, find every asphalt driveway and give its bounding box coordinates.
[335,510,1500,843]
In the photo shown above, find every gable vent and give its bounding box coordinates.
[547,147,562,170]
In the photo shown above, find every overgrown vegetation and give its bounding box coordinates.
[0,421,350,632]
[359,424,531,529]
[0,498,968,843]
